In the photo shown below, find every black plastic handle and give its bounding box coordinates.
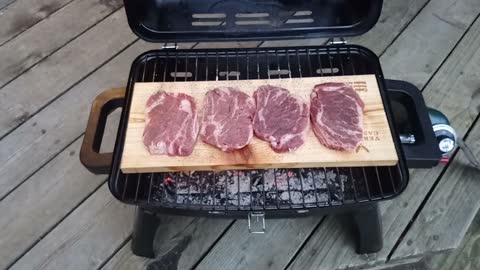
[80,88,126,174]
[384,79,442,168]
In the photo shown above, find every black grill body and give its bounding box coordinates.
[80,0,443,259]
[110,46,410,215]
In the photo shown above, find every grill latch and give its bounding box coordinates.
[248,212,266,234]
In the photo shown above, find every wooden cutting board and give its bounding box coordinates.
[121,75,398,173]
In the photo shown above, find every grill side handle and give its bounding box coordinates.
[80,88,126,174]
[384,80,442,168]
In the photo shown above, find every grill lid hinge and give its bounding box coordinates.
[325,37,347,45]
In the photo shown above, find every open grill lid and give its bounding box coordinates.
[123,0,383,43]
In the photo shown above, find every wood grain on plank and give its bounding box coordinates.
[0,8,135,138]
[102,216,232,270]
[9,184,133,270]
[288,6,480,270]
[0,0,123,88]
[392,121,480,260]
[0,0,72,45]
[123,76,397,173]
[196,217,321,270]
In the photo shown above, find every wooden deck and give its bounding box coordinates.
[0,0,479,269]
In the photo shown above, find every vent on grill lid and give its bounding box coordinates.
[123,0,383,43]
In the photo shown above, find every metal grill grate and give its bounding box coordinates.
[111,46,407,211]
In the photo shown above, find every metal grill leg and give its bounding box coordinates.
[351,203,383,254]
[131,207,160,258]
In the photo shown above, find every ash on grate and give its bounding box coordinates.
[213,171,229,206]
[149,167,361,208]
[249,170,265,207]
[177,171,216,205]
[150,175,164,203]
[226,171,252,207]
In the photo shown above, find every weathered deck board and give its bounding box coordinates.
[380,0,480,88]
[0,0,123,88]
[0,0,73,45]
[392,121,480,261]
[0,0,17,10]
[0,139,103,269]
[0,8,135,138]
[102,216,233,270]
[101,244,150,270]
[391,17,480,259]
[196,217,322,270]
[0,109,120,269]
[288,7,480,270]
[0,41,193,268]
[420,213,480,270]
[348,0,429,55]
[145,217,232,270]
[0,40,155,200]
[0,42,190,145]
[9,184,133,270]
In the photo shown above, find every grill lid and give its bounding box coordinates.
[123,0,383,43]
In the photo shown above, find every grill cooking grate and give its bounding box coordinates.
[111,46,406,210]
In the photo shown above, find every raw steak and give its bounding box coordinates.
[143,91,199,156]
[310,82,365,151]
[253,85,309,153]
[200,87,256,152]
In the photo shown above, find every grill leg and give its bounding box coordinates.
[352,203,383,254]
[131,207,160,258]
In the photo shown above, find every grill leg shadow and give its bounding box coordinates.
[131,207,160,258]
[349,203,383,254]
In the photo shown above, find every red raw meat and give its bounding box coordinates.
[310,82,365,151]
[143,91,199,156]
[253,85,309,153]
[200,87,256,151]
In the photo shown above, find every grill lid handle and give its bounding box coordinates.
[80,88,125,174]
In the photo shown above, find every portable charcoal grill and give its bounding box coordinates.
[80,0,453,258]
